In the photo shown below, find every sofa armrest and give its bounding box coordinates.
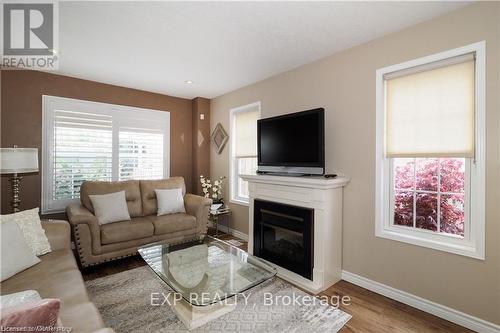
[66,203,98,226]
[184,194,212,235]
[41,220,71,251]
[66,203,102,252]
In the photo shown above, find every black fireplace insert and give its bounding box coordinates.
[253,199,314,280]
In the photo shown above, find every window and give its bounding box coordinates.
[42,95,170,213]
[229,102,260,204]
[392,158,467,236]
[375,42,485,259]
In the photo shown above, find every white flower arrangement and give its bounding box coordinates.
[200,175,226,202]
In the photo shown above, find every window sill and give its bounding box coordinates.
[375,226,484,260]
[229,198,249,207]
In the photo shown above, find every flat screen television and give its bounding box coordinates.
[257,108,325,175]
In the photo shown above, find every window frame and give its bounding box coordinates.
[41,95,170,214]
[375,41,486,259]
[229,101,261,206]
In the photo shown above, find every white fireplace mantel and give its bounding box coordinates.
[241,173,349,294]
[241,174,349,190]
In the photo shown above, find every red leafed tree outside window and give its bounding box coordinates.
[393,158,465,237]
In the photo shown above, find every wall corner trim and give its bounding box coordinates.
[341,270,500,333]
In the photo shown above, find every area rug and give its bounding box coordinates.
[85,266,351,333]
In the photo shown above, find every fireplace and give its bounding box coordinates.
[253,199,314,280]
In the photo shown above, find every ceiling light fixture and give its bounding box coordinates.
[184,80,193,84]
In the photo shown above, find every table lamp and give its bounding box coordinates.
[0,146,39,213]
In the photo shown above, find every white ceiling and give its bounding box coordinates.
[57,1,470,99]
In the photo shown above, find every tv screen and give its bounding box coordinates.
[258,108,324,174]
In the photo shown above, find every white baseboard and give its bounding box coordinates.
[208,222,248,242]
[227,227,249,241]
[207,221,249,241]
[341,270,500,333]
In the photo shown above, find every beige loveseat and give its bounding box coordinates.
[0,220,114,333]
[66,177,211,268]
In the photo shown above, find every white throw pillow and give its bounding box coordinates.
[0,208,51,256]
[155,188,186,216]
[0,219,40,282]
[0,290,41,309]
[89,191,131,225]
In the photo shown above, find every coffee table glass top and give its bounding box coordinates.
[138,236,276,306]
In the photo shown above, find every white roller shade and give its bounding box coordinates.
[234,109,259,157]
[385,55,475,158]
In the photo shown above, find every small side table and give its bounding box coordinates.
[209,205,231,237]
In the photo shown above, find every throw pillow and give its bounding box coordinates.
[89,191,131,225]
[0,208,51,256]
[155,188,186,216]
[0,290,41,309]
[0,220,40,282]
[1,298,60,329]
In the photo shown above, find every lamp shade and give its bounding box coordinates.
[0,148,39,174]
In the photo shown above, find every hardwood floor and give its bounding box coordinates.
[81,230,472,333]
[321,281,471,333]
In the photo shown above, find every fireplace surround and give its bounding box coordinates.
[241,173,349,293]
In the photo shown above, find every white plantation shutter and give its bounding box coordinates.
[53,110,113,205]
[42,96,170,213]
[385,54,475,158]
[234,109,259,157]
[119,129,164,180]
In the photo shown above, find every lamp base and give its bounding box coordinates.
[9,174,22,213]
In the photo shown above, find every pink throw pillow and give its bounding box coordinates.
[1,298,60,330]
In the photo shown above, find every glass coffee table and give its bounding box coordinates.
[138,235,276,329]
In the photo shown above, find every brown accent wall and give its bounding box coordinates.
[191,97,211,195]
[1,70,194,216]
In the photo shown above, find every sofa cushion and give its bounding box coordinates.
[59,302,106,333]
[140,178,186,216]
[81,180,142,218]
[100,218,154,245]
[1,251,86,304]
[147,213,196,235]
[0,250,104,329]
